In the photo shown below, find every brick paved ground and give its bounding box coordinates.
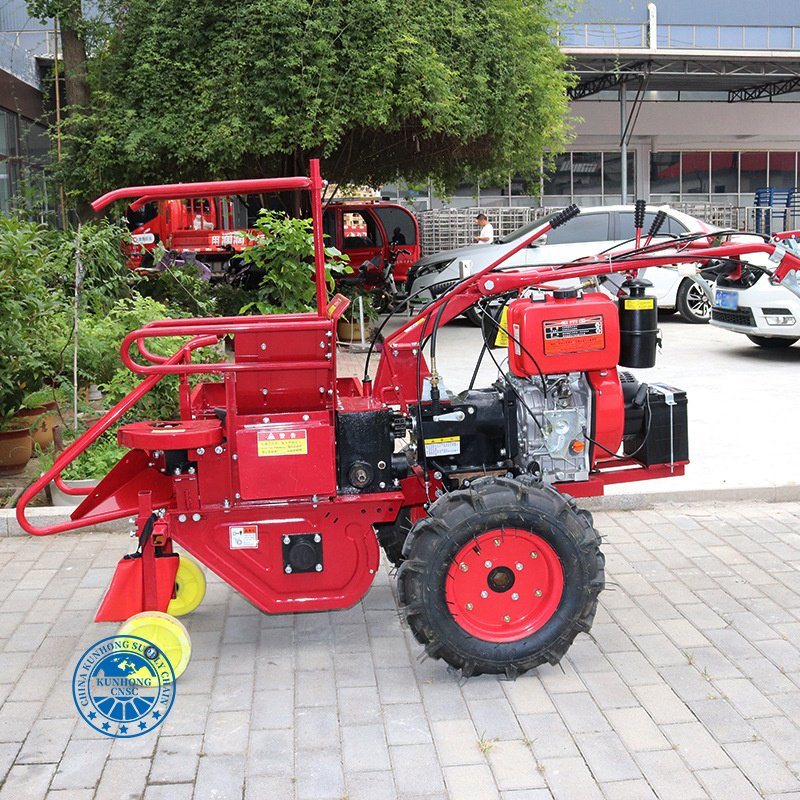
[0,500,799,800]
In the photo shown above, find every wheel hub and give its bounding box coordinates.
[446,528,564,642]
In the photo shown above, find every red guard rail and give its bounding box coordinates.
[16,335,218,536]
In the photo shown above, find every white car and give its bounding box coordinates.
[711,256,800,348]
[407,205,717,324]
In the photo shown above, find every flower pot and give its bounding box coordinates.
[48,478,99,507]
[0,427,34,475]
[337,319,372,344]
[14,405,61,450]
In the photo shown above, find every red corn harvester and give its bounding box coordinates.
[17,169,800,678]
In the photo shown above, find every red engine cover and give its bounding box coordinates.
[507,292,620,377]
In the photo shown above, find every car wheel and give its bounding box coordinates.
[676,279,711,324]
[746,335,799,349]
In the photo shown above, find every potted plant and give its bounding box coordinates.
[337,287,379,344]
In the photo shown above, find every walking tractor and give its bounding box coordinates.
[17,163,800,678]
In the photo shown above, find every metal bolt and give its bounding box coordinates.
[197,448,205,455]
[223,499,231,508]
[325,353,332,360]
[311,494,318,503]
[480,590,489,598]
[214,446,223,454]
[465,603,474,611]
[263,417,270,423]
[392,350,399,357]
[503,614,511,622]
[433,471,443,480]
[467,407,475,414]
[535,589,543,597]
[459,562,468,572]
[499,448,507,456]
[379,481,386,489]
[261,388,269,395]
[511,592,519,601]
[315,564,323,572]
[377,460,387,470]
[285,565,293,574]
[484,560,493,568]
[192,513,201,522]
[313,534,321,543]
[129,530,137,537]
[178,514,187,523]
[283,535,291,544]
[260,342,267,350]
[320,341,325,348]
[188,467,196,475]
[531,551,538,559]
[494,538,501,547]
[302,414,310,421]
[234,492,241,500]
[173,468,181,476]
[232,453,238,461]
[319,387,325,393]
[515,562,523,571]
[485,279,495,290]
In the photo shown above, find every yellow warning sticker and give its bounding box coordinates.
[494,306,509,347]
[257,429,308,457]
[424,436,461,457]
[624,298,655,310]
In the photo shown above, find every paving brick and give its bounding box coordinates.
[518,713,579,760]
[695,767,762,800]
[149,734,202,784]
[16,717,74,764]
[634,750,707,800]
[539,755,603,800]
[631,684,694,725]
[724,740,800,795]
[389,743,445,796]
[342,723,391,772]
[244,775,296,800]
[486,740,546,792]
[467,696,523,741]
[382,703,431,746]
[95,757,150,800]
[502,676,555,715]
[0,762,56,800]
[599,778,658,800]
[338,685,382,727]
[551,692,610,734]
[580,670,638,710]
[247,728,293,777]
[202,710,250,755]
[345,769,397,800]
[604,708,670,752]
[296,705,340,749]
[50,738,112,791]
[444,763,501,800]
[430,718,483,767]
[251,688,294,730]
[193,754,245,800]
[574,731,641,783]
[661,721,732,770]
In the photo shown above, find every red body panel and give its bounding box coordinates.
[507,293,620,377]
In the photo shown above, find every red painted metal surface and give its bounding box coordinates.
[118,420,223,450]
[445,529,564,642]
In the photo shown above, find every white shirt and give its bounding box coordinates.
[477,222,494,244]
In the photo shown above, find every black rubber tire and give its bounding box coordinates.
[746,335,799,349]
[375,508,411,567]
[396,476,604,678]
[676,279,711,324]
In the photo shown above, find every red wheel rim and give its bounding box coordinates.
[445,528,564,642]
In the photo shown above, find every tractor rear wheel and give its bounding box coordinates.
[397,477,604,678]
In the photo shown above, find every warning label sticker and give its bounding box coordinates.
[257,429,308,457]
[543,315,605,355]
[624,298,655,310]
[494,306,509,348]
[424,436,461,457]
[230,525,259,549]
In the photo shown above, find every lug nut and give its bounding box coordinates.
[484,560,492,568]
[503,615,511,623]
[285,565,293,574]
[465,603,474,611]
[480,590,489,598]
[531,551,538,559]
[178,514,187,523]
[494,538,501,547]
[515,562,523,571]
[315,564,323,572]
[511,592,519,601]
[192,513,201,522]
[459,563,468,572]
[283,535,291,544]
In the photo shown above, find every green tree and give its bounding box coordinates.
[58,0,573,201]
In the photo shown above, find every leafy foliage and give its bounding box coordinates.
[240,211,345,315]
[53,0,573,200]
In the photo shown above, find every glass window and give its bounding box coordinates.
[546,213,610,245]
[711,152,738,194]
[0,162,10,213]
[682,152,710,196]
[572,152,602,196]
[322,209,337,246]
[373,207,417,246]
[740,152,768,194]
[744,27,768,49]
[767,27,792,49]
[650,152,680,196]
[543,155,571,197]
[719,27,744,49]
[694,26,718,48]
[616,211,660,241]
[603,152,635,198]
[769,152,796,189]
[341,211,383,249]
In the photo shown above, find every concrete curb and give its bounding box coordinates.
[0,506,127,537]
[3,483,799,536]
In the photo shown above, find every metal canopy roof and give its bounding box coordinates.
[566,52,800,102]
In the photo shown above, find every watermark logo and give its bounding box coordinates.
[72,635,176,738]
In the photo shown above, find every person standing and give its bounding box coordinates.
[474,213,494,245]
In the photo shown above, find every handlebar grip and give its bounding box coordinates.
[634,199,646,230]
[648,210,667,238]
[550,204,580,229]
